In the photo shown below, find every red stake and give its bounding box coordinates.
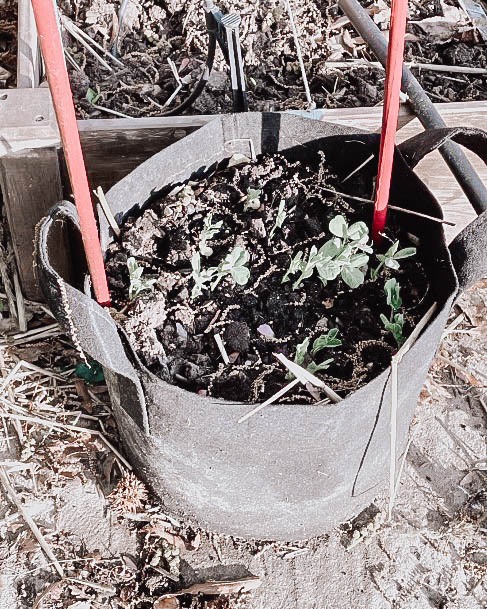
[372,0,409,244]
[31,0,110,306]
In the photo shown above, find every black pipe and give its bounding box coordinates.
[338,0,487,214]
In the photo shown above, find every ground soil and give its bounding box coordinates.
[105,151,428,404]
[0,0,17,87]
[57,0,487,119]
[0,281,485,609]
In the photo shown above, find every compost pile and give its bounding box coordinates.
[106,152,430,404]
[0,0,17,87]
[58,0,487,118]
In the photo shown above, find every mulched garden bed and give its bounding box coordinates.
[105,151,429,404]
[0,0,17,87]
[58,0,487,118]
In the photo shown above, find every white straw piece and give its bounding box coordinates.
[238,378,300,424]
[273,353,324,388]
[388,354,399,522]
[90,103,132,118]
[284,0,315,109]
[94,186,121,238]
[214,333,230,365]
[62,18,114,72]
[387,302,438,520]
[62,16,124,68]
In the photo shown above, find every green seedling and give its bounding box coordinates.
[371,240,416,279]
[310,328,342,356]
[199,213,223,257]
[291,329,341,377]
[191,246,251,299]
[86,87,101,104]
[211,246,250,289]
[191,252,216,299]
[127,257,156,300]
[283,214,372,290]
[244,187,262,211]
[380,278,405,346]
[269,199,289,239]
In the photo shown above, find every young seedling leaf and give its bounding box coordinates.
[127,257,157,300]
[384,278,402,311]
[341,266,364,289]
[347,221,368,241]
[311,329,342,356]
[294,337,310,367]
[307,359,334,375]
[199,213,223,257]
[394,247,417,260]
[329,214,348,238]
[244,188,262,211]
[269,199,288,239]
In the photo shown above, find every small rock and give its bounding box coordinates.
[251,218,266,238]
[224,322,250,353]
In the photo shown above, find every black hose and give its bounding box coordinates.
[161,31,217,116]
[338,0,487,215]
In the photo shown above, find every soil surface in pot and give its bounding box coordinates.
[106,152,432,404]
[58,0,487,118]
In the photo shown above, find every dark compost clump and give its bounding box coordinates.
[106,152,431,404]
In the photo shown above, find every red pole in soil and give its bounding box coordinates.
[31,0,111,306]
[372,0,409,244]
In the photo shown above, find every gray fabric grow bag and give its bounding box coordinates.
[36,113,487,541]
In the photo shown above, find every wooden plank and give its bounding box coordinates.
[0,148,69,300]
[0,88,57,154]
[16,0,41,88]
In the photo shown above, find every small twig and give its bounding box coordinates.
[284,0,315,109]
[324,59,487,75]
[64,49,82,72]
[437,354,485,385]
[0,466,65,577]
[62,16,124,68]
[151,565,180,582]
[319,187,455,226]
[214,333,230,365]
[273,353,325,388]
[90,103,132,118]
[238,378,300,424]
[0,323,61,346]
[341,154,374,183]
[68,578,117,595]
[13,270,27,333]
[0,245,18,323]
[441,312,465,340]
[388,354,399,522]
[388,303,438,520]
[396,303,438,359]
[0,412,132,470]
[62,18,114,72]
[94,186,121,238]
[274,353,342,403]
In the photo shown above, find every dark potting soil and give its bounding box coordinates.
[106,152,431,404]
[58,0,487,118]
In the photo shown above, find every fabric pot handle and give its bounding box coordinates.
[398,126,487,292]
[35,201,150,432]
